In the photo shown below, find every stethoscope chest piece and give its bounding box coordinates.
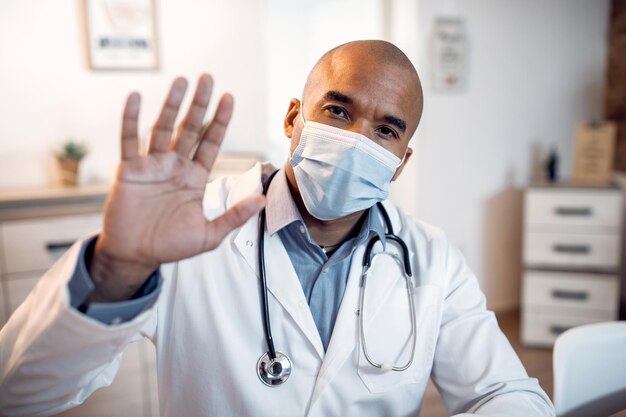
[257,351,292,387]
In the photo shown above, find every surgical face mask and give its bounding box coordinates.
[290,109,403,221]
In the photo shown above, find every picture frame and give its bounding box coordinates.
[83,0,159,70]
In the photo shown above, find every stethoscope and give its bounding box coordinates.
[256,170,418,387]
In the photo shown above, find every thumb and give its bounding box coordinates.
[202,195,266,251]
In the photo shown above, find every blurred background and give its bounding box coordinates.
[1,0,625,416]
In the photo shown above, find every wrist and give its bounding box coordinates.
[89,238,158,302]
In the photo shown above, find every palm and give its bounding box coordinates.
[92,75,264,300]
[105,154,211,264]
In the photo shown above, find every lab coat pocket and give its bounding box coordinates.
[357,284,441,394]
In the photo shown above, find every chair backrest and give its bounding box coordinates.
[553,321,626,417]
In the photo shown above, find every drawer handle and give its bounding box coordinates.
[552,244,590,254]
[550,325,572,335]
[554,207,593,217]
[551,289,589,301]
[45,240,75,252]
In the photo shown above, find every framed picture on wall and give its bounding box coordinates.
[84,0,159,70]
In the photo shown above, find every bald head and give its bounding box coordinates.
[309,40,418,79]
[303,40,423,128]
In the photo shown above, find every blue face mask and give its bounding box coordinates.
[290,110,403,221]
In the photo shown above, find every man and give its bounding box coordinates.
[0,40,554,416]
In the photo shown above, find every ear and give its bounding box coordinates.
[391,147,413,181]
[283,98,301,138]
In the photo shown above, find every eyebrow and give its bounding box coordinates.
[324,90,353,104]
[384,115,407,133]
[323,90,407,134]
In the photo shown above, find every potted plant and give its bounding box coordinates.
[56,140,88,186]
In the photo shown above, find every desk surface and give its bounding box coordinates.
[0,184,109,221]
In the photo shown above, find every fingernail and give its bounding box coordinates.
[128,92,141,110]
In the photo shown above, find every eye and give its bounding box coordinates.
[377,126,398,139]
[325,105,348,119]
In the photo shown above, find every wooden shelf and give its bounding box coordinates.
[0,184,110,221]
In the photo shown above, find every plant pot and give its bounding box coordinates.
[57,157,80,186]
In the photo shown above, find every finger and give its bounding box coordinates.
[172,74,213,157]
[202,195,266,251]
[149,77,188,153]
[192,93,234,171]
[121,92,141,160]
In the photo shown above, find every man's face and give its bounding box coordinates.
[284,48,423,163]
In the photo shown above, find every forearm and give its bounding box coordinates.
[459,383,555,416]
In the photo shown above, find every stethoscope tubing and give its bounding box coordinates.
[258,170,281,360]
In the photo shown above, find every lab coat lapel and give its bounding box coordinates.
[264,230,325,359]
[232,222,324,359]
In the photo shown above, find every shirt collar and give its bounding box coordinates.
[265,168,387,245]
[365,202,387,247]
[265,168,303,236]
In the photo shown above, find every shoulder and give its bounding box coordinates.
[383,202,473,298]
[383,200,447,246]
[201,161,277,220]
[382,201,465,280]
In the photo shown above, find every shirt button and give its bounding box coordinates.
[322,269,328,274]
[299,226,306,234]
[246,240,254,247]
[111,317,123,325]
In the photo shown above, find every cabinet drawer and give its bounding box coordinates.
[3,275,40,319]
[521,310,614,347]
[525,189,622,229]
[522,271,619,312]
[0,281,5,328]
[523,231,620,269]
[1,214,102,274]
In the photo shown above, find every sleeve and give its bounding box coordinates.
[68,236,162,325]
[430,239,555,417]
[0,238,162,417]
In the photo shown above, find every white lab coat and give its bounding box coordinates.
[0,163,554,417]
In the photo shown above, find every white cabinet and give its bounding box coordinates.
[0,280,5,328]
[1,213,103,274]
[0,213,103,322]
[4,274,42,315]
[521,186,623,347]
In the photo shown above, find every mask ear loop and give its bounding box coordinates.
[397,151,407,168]
[288,101,307,162]
[392,149,408,177]
[299,101,306,125]
[287,100,306,161]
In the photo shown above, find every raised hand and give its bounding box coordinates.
[89,74,265,302]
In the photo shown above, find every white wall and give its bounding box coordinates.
[415,0,611,310]
[0,0,267,188]
[265,0,384,166]
[0,0,612,312]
